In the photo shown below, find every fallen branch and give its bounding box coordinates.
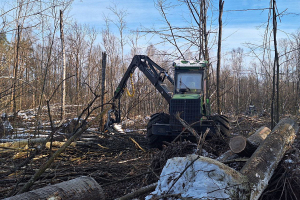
[171,121,200,143]
[115,182,157,200]
[175,112,200,141]
[129,137,145,152]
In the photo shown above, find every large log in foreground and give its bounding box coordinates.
[229,126,271,157]
[240,118,299,200]
[146,154,250,200]
[4,176,105,200]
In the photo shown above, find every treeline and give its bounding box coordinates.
[0,0,299,122]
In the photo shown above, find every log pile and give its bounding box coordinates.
[240,118,298,200]
[146,118,299,200]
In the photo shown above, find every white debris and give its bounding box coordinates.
[146,154,249,200]
[113,124,125,133]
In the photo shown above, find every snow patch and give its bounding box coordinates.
[146,154,249,200]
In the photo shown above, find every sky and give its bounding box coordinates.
[69,0,300,59]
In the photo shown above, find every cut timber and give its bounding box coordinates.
[240,118,299,200]
[229,126,271,157]
[4,176,104,200]
[0,140,76,152]
[0,138,46,149]
[247,126,271,146]
[45,141,76,149]
[229,135,247,154]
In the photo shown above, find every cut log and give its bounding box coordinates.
[3,176,104,200]
[0,140,77,153]
[247,126,271,146]
[240,118,299,200]
[229,126,271,157]
[0,138,47,149]
[45,141,76,149]
[229,135,247,154]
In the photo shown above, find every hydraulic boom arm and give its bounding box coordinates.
[111,55,174,123]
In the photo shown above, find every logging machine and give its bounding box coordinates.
[107,55,230,149]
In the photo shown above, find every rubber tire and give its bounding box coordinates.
[147,112,170,149]
[212,115,231,137]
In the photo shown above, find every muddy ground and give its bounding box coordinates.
[0,110,299,200]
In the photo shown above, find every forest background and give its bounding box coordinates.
[1,0,300,127]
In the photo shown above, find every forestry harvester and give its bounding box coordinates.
[107,55,230,149]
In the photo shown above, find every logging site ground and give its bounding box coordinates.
[0,107,300,200]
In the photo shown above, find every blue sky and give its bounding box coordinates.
[69,0,300,58]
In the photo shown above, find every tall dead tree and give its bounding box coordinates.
[271,0,280,129]
[100,52,107,130]
[297,32,300,115]
[216,0,224,114]
[202,0,210,112]
[12,25,21,120]
[60,10,66,120]
[273,0,280,124]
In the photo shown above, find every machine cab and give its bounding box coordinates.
[173,60,207,95]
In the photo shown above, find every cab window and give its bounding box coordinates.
[176,73,202,93]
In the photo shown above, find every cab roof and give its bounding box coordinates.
[173,60,207,68]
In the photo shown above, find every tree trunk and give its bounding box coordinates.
[240,118,299,200]
[4,176,104,200]
[60,10,66,120]
[100,52,107,131]
[272,0,280,124]
[12,25,21,120]
[216,0,224,114]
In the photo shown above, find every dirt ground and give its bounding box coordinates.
[0,113,300,200]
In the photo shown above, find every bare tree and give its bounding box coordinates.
[60,10,66,120]
[216,0,224,114]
